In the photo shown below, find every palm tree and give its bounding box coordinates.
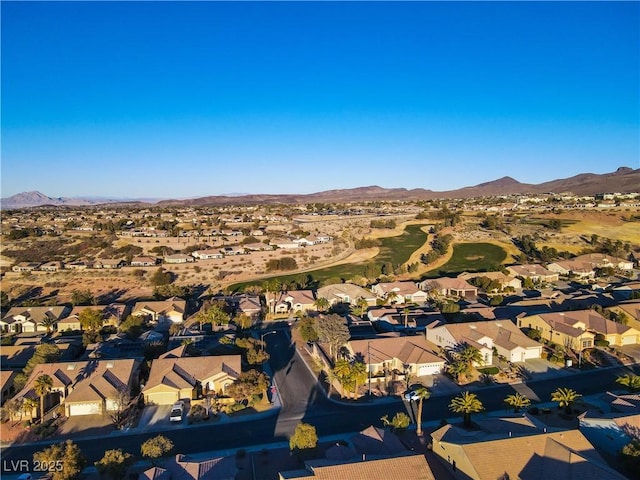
[551,387,581,414]
[23,398,38,421]
[350,361,367,400]
[504,392,531,413]
[447,360,469,384]
[457,343,484,369]
[449,391,484,427]
[332,359,352,399]
[403,307,410,329]
[314,297,330,313]
[386,291,399,305]
[34,374,54,423]
[616,374,640,393]
[39,316,56,334]
[356,297,369,317]
[414,386,431,436]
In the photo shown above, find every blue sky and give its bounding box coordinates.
[2,2,638,199]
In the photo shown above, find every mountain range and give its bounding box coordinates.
[2,167,638,209]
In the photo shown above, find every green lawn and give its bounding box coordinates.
[229,224,428,291]
[423,242,507,278]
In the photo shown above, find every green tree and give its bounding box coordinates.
[380,412,411,431]
[446,360,469,384]
[314,297,330,312]
[140,435,173,466]
[616,374,640,393]
[314,314,350,361]
[297,316,319,342]
[196,302,230,329]
[34,374,53,422]
[235,313,253,330]
[39,315,57,334]
[352,297,369,317]
[414,386,431,436]
[119,315,144,338]
[227,370,270,403]
[504,393,531,413]
[79,308,104,333]
[1,397,23,424]
[457,343,484,369]
[34,440,86,480]
[94,449,134,480]
[235,337,269,365]
[350,361,368,399]
[551,387,581,414]
[0,290,10,310]
[619,438,640,477]
[150,268,173,287]
[449,391,484,427]
[71,289,95,306]
[332,358,352,399]
[289,422,318,451]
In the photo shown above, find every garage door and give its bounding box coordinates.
[69,402,101,416]
[622,336,636,345]
[146,391,179,405]
[418,364,441,376]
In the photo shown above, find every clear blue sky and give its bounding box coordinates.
[2,2,638,199]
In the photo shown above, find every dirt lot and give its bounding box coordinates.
[2,208,638,304]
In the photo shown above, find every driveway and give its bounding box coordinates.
[620,344,640,363]
[137,404,186,430]
[514,358,572,380]
[417,374,461,396]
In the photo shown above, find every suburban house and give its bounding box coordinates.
[518,310,639,349]
[164,253,194,264]
[236,294,262,319]
[430,420,626,479]
[58,303,128,331]
[142,352,241,404]
[130,256,159,267]
[316,283,377,308]
[371,281,428,304]
[140,454,238,480]
[506,264,559,283]
[93,258,126,269]
[0,306,71,333]
[579,412,640,458]
[273,290,316,314]
[608,300,640,330]
[426,320,543,364]
[1,371,17,406]
[458,271,522,290]
[418,277,478,299]
[219,246,246,256]
[547,260,595,279]
[278,454,435,480]
[131,297,187,324]
[14,358,141,417]
[191,249,224,260]
[347,336,446,377]
[39,261,64,272]
[11,262,40,272]
[269,238,300,249]
[0,344,37,370]
[572,253,635,271]
[367,306,445,332]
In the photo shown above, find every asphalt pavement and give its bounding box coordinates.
[2,326,639,471]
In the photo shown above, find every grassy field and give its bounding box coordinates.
[229,224,429,291]
[423,242,508,278]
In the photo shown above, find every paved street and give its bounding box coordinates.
[1,326,639,471]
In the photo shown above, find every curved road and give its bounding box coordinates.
[1,328,638,469]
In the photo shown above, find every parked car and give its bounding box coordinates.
[170,401,185,422]
[404,388,428,402]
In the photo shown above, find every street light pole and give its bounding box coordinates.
[261,330,277,352]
